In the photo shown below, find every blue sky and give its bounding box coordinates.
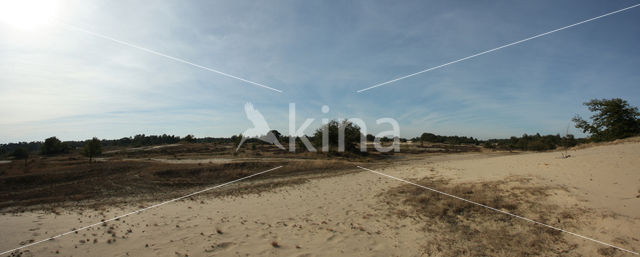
[1,0,639,143]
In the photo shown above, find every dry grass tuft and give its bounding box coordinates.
[384,177,584,256]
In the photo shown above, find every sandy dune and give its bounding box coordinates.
[1,142,638,256]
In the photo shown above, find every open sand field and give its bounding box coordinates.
[1,141,639,256]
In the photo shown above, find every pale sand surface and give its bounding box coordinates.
[1,142,638,256]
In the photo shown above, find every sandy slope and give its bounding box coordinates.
[1,142,638,256]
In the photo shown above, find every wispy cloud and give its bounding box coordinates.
[1,0,639,143]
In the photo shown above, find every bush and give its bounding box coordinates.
[11,148,29,159]
[40,137,69,155]
[527,141,549,151]
[313,120,364,152]
[366,134,375,142]
[11,148,29,167]
[183,134,195,143]
[83,137,102,162]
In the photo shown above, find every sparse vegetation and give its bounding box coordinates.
[385,177,580,256]
[0,145,359,211]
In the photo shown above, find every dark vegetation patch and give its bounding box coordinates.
[0,154,356,212]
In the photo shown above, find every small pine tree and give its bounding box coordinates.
[83,137,102,163]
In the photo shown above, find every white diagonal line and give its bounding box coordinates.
[357,3,640,93]
[356,166,639,255]
[55,20,282,93]
[0,166,283,256]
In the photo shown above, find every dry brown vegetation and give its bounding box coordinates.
[397,142,481,154]
[0,141,485,212]
[98,141,481,160]
[0,153,358,212]
[383,176,591,256]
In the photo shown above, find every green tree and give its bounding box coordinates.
[269,130,282,140]
[573,98,640,141]
[366,134,375,142]
[11,148,29,167]
[183,134,195,143]
[313,120,363,152]
[420,133,438,145]
[83,137,102,163]
[231,134,242,150]
[40,137,69,155]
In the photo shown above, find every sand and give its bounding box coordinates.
[1,142,638,256]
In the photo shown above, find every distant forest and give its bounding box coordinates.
[410,132,582,151]
[0,131,580,156]
[481,133,582,151]
[0,134,235,156]
[2,97,639,156]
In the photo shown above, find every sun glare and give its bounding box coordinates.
[0,0,58,30]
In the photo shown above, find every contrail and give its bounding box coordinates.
[357,3,640,93]
[57,20,283,93]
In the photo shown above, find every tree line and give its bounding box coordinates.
[481,133,580,151]
[2,98,639,157]
[0,134,240,156]
[411,133,480,146]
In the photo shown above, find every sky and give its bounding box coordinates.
[1,0,639,143]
